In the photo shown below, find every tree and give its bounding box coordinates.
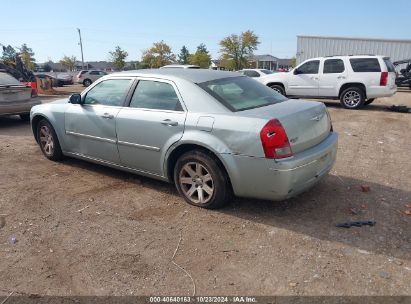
[178,46,190,64]
[109,46,128,70]
[188,43,211,68]
[219,30,260,70]
[142,41,175,68]
[290,57,297,68]
[1,45,17,66]
[196,43,208,54]
[59,56,77,71]
[17,43,36,70]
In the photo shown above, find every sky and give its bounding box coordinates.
[1,0,411,63]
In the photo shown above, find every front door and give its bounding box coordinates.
[288,60,320,96]
[64,78,134,163]
[319,58,347,97]
[116,79,186,176]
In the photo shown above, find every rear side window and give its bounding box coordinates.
[323,59,345,73]
[129,80,183,111]
[383,58,395,72]
[89,71,100,75]
[350,58,381,72]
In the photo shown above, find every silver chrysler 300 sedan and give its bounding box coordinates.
[30,69,338,209]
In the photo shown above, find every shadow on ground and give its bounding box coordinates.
[61,157,411,261]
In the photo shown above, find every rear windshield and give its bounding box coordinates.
[383,58,396,72]
[0,72,21,86]
[198,76,287,112]
[350,58,381,72]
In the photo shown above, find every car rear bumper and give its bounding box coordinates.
[221,132,338,201]
[367,85,397,98]
[0,98,41,116]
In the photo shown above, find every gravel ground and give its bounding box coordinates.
[0,90,410,297]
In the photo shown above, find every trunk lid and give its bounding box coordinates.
[0,85,32,103]
[240,99,331,154]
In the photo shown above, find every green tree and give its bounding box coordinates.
[109,46,128,70]
[178,45,190,64]
[59,55,77,71]
[290,57,297,68]
[1,45,17,66]
[196,43,208,54]
[219,30,260,70]
[142,41,175,68]
[17,43,36,70]
[189,43,211,68]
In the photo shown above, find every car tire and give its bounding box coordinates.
[340,87,365,109]
[174,150,231,209]
[37,119,63,161]
[269,84,286,96]
[83,79,92,87]
[19,114,30,121]
[364,98,375,105]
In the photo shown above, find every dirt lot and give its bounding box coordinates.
[0,89,410,297]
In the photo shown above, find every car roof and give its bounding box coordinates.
[110,69,241,83]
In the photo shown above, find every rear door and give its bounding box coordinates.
[288,60,320,96]
[116,78,186,175]
[319,58,347,97]
[64,78,134,163]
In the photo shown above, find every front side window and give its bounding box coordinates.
[244,70,260,77]
[297,60,320,74]
[323,59,345,74]
[199,76,287,112]
[350,58,381,72]
[129,80,183,111]
[84,79,132,106]
[89,71,100,75]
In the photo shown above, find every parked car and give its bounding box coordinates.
[160,64,200,69]
[35,73,63,87]
[56,73,74,85]
[30,69,337,209]
[257,55,397,109]
[1,72,40,121]
[76,70,107,87]
[393,58,411,88]
[239,69,274,78]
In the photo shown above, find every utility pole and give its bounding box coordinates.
[77,28,85,69]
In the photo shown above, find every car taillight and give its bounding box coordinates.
[380,72,388,86]
[260,119,293,159]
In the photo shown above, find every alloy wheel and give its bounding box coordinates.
[39,125,54,156]
[179,162,214,204]
[343,90,361,107]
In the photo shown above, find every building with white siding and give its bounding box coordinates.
[296,35,411,64]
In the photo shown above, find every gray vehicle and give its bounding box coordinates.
[0,72,40,121]
[30,69,338,208]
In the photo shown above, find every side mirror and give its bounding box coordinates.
[69,93,82,104]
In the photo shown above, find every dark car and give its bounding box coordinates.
[393,59,411,88]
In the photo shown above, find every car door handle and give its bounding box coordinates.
[337,76,346,79]
[310,76,319,80]
[161,119,178,126]
[101,113,114,119]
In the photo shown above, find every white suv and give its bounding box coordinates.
[258,55,397,109]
